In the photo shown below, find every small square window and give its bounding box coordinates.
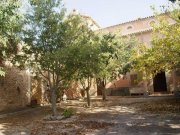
[127,26,133,29]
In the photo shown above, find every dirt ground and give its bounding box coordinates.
[0,96,180,135]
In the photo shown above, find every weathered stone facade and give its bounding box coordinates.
[98,14,178,94]
[31,78,44,105]
[99,14,176,47]
[1,13,178,111]
[0,67,31,111]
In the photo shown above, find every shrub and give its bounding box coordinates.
[63,108,74,118]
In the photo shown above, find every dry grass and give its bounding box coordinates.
[134,98,180,113]
[30,120,114,135]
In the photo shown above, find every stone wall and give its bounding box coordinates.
[31,78,43,105]
[100,14,176,34]
[0,67,31,112]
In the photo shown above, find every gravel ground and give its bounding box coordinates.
[0,96,180,135]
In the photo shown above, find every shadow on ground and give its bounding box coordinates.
[0,97,180,135]
[0,107,53,135]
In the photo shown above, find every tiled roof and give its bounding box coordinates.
[97,27,153,36]
[99,15,155,30]
[122,28,153,36]
[99,13,170,30]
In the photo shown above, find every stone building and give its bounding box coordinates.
[98,14,179,95]
[1,12,178,112]
[0,65,31,112]
[81,14,101,31]
[65,12,179,97]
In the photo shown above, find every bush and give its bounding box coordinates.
[63,108,74,118]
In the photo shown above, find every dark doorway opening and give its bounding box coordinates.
[153,71,167,92]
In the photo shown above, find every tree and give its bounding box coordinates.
[0,0,23,76]
[20,0,66,117]
[72,33,138,104]
[71,33,100,107]
[133,5,180,79]
[19,0,98,117]
[96,34,138,100]
[95,33,118,101]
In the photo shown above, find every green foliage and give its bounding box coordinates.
[0,67,5,76]
[63,108,74,118]
[116,36,139,74]
[17,0,98,114]
[20,0,73,83]
[96,33,118,80]
[133,4,180,78]
[68,26,99,90]
[0,0,23,74]
[20,0,95,84]
[96,33,138,81]
[74,38,100,80]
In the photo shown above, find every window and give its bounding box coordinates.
[149,21,156,26]
[127,26,133,30]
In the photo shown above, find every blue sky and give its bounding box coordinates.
[63,0,170,28]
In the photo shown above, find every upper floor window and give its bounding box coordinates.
[149,21,156,26]
[127,26,133,30]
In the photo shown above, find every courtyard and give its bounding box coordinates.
[0,96,180,135]
[0,0,180,135]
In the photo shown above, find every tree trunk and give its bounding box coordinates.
[102,87,107,101]
[98,79,107,101]
[86,89,91,107]
[143,80,149,96]
[51,87,57,117]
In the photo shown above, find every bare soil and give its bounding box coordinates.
[0,96,180,135]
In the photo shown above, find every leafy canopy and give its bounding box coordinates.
[133,3,180,78]
[18,0,100,115]
[0,0,23,76]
